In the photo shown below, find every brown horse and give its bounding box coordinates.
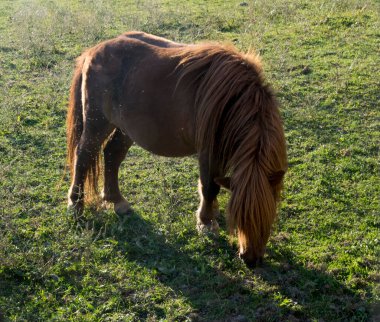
[66,31,287,267]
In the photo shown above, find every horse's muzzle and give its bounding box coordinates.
[239,252,264,269]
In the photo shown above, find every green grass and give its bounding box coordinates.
[0,0,379,321]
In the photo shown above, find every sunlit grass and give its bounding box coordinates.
[0,0,379,320]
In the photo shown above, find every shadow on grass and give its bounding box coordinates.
[255,250,370,321]
[0,208,370,321]
[105,210,370,321]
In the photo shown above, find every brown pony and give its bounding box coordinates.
[66,31,287,267]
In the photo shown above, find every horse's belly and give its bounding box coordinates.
[118,115,196,157]
[110,65,197,157]
[135,137,196,157]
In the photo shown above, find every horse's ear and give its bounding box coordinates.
[268,170,285,186]
[214,177,231,190]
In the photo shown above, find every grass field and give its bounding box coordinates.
[0,0,379,321]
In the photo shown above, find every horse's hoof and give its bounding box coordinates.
[114,200,131,216]
[67,199,84,216]
[100,202,108,210]
[197,220,219,234]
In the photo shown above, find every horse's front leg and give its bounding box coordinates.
[102,129,133,215]
[196,153,221,233]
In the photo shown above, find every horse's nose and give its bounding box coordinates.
[239,252,263,269]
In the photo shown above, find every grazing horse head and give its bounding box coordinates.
[176,45,288,266]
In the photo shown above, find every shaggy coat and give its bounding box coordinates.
[66,31,287,266]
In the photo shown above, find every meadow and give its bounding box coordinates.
[0,0,379,321]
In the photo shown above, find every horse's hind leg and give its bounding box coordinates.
[68,122,113,215]
[102,129,133,215]
[197,154,221,233]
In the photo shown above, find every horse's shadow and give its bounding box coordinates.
[95,209,370,321]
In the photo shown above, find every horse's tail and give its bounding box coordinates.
[67,55,84,179]
[66,54,101,203]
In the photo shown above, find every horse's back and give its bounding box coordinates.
[121,31,185,48]
[81,33,196,157]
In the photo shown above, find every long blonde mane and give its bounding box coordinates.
[176,43,287,258]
